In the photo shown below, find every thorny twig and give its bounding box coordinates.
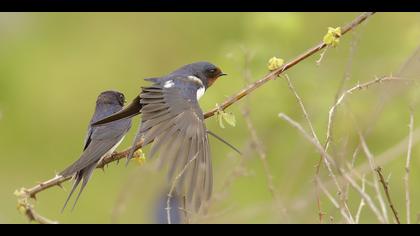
[315,177,354,223]
[325,76,411,154]
[316,48,329,66]
[241,51,279,202]
[204,12,375,119]
[166,153,199,224]
[405,111,414,224]
[326,29,361,213]
[283,74,354,223]
[299,126,420,214]
[355,175,366,224]
[278,113,386,223]
[14,143,143,224]
[14,188,58,224]
[375,167,401,224]
[358,133,389,223]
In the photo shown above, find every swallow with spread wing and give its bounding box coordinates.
[92,62,240,212]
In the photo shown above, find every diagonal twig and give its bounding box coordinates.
[375,167,401,224]
[166,153,199,224]
[283,74,354,223]
[278,113,386,223]
[204,12,375,119]
[404,111,414,224]
[357,130,389,223]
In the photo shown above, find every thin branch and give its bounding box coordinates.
[334,29,361,102]
[375,167,401,224]
[16,12,376,223]
[241,51,278,202]
[315,177,354,224]
[283,74,354,223]
[355,175,366,224]
[20,203,58,224]
[343,145,362,207]
[316,48,328,66]
[20,141,144,201]
[342,170,385,224]
[242,112,276,194]
[20,175,70,200]
[97,140,145,169]
[204,12,375,119]
[14,143,143,224]
[404,111,414,224]
[326,29,361,194]
[278,113,386,223]
[315,25,362,223]
[291,123,420,217]
[166,153,199,224]
[325,76,411,154]
[14,188,58,224]
[359,133,389,223]
[302,126,420,213]
[283,74,320,143]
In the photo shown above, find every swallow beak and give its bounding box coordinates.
[219,73,227,77]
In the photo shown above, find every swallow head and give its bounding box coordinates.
[177,61,227,89]
[98,90,126,107]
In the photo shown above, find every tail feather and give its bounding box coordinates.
[70,164,95,211]
[61,164,96,213]
[70,179,88,212]
[61,174,82,213]
[59,161,81,178]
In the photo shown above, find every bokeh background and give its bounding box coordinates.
[0,12,419,224]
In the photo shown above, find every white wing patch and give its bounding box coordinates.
[187,76,204,87]
[186,76,206,100]
[164,80,175,88]
[197,86,205,100]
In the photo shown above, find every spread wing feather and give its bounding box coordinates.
[132,78,212,212]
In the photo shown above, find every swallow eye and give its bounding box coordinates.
[207,68,217,75]
[119,94,125,103]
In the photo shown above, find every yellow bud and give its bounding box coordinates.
[328,27,342,37]
[14,190,21,197]
[267,57,284,71]
[133,149,146,166]
[323,27,342,47]
[17,204,27,214]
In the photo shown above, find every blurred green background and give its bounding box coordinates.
[0,12,419,224]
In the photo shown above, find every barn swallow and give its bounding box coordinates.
[60,90,132,212]
[92,62,240,212]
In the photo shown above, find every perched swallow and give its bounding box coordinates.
[60,90,132,212]
[92,62,239,212]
